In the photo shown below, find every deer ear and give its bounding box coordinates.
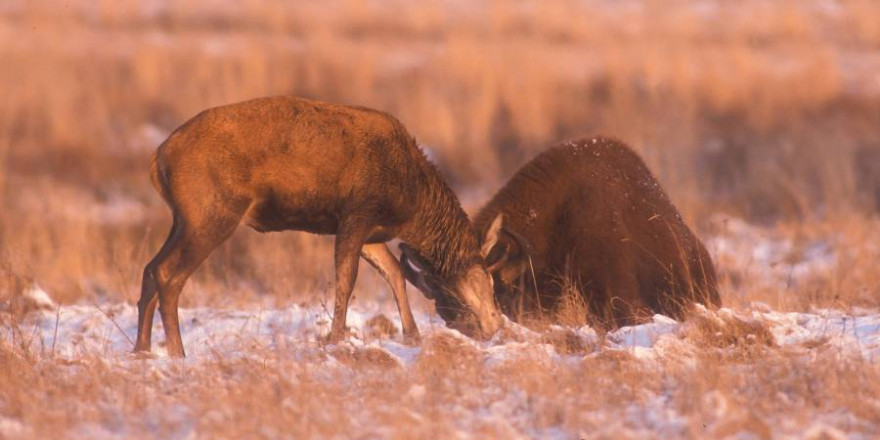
[488,226,533,273]
[481,214,504,259]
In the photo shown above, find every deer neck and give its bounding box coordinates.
[401,167,480,279]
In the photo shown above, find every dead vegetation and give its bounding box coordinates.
[2,1,880,438]
[3,0,880,307]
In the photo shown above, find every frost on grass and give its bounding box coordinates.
[708,216,836,292]
[0,219,876,439]
[2,297,880,439]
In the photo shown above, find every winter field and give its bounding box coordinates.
[3,217,880,439]
[6,301,880,439]
[3,1,880,439]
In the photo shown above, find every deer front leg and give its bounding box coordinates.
[328,224,368,344]
[361,243,420,344]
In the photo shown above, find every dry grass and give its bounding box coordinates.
[3,0,880,303]
[710,214,880,312]
[3,0,880,305]
[2,310,879,439]
[2,1,880,438]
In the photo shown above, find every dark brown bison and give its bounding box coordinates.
[135,96,502,357]
[472,137,720,329]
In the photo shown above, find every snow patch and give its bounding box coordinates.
[708,216,836,290]
[3,301,880,438]
[21,284,57,311]
[5,302,880,364]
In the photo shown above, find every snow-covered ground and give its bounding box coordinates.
[3,298,880,438]
[0,219,880,439]
[7,299,880,365]
[707,216,837,292]
[2,218,878,439]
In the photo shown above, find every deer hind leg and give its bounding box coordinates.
[360,243,420,344]
[327,220,371,344]
[137,210,241,357]
[134,216,183,353]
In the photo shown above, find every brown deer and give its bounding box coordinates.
[470,137,720,329]
[134,96,503,357]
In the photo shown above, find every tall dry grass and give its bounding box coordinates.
[2,3,879,438]
[1,0,878,310]
[2,311,879,439]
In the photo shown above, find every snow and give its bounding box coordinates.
[5,299,880,365]
[0,416,30,439]
[608,314,679,349]
[758,309,880,360]
[1,216,877,438]
[708,216,836,291]
[3,298,880,439]
[21,284,57,311]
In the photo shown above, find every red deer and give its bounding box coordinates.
[134,96,503,357]
[471,137,720,329]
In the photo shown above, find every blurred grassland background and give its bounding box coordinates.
[1,0,879,309]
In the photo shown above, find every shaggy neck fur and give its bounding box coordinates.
[402,158,481,280]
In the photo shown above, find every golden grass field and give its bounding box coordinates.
[2,1,880,438]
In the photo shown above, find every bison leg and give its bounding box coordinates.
[360,243,420,344]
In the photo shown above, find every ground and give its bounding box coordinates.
[2,219,879,439]
[3,1,880,438]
